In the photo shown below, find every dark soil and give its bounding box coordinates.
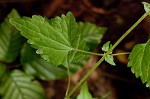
[1,0,150,99]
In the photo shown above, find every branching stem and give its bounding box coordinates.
[66,12,148,98]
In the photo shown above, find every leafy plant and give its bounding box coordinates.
[0,8,106,99]
[0,1,150,99]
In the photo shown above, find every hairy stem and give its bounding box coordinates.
[65,12,148,98]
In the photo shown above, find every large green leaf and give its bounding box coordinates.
[10,12,87,67]
[77,82,93,99]
[21,43,68,80]
[78,22,107,51]
[21,21,106,80]
[0,70,45,99]
[128,39,150,87]
[0,9,23,63]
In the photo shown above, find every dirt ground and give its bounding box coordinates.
[1,0,150,99]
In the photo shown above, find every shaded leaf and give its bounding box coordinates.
[0,63,6,80]
[0,70,45,99]
[0,9,23,63]
[78,22,107,51]
[128,39,150,87]
[21,43,68,80]
[10,12,87,67]
[77,82,93,99]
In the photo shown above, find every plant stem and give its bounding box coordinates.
[74,49,103,56]
[112,52,130,56]
[75,49,130,56]
[65,12,148,98]
[65,67,71,97]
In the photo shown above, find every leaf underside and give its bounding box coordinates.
[10,12,87,67]
[0,70,45,99]
[0,9,23,63]
[128,39,150,87]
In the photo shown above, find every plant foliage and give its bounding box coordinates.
[0,70,45,99]
[102,41,115,66]
[128,39,150,87]
[0,9,23,63]
[142,2,150,15]
[10,12,88,67]
[77,82,92,99]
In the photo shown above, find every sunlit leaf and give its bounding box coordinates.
[10,12,87,67]
[128,39,150,87]
[0,9,23,63]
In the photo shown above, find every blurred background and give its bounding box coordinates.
[0,0,150,99]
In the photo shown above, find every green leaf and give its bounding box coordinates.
[0,9,23,63]
[10,12,87,67]
[0,63,6,80]
[128,39,150,87]
[21,43,68,80]
[105,54,115,66]
[0,70,45,99]
[142,2,150,15]
[77,82,93,99]
[102,41,115,66]
[102,41,111,52]
[70,22,106,73]
[78,22,107,51]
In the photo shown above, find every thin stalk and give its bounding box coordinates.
[112,52,130,56]
[74,49,103,56]
[65,12,148,98]
[74,49,130,56]
[65,67,71,97]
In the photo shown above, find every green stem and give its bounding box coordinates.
[65,67,71,97]
[112,52,130,56]
[74,49,103,56]
[75,49,130,56]
[65,12,148,98]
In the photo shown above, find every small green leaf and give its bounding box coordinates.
[102,41,111,52]
[0,9,23,63]
[78,22,107,51]
[128,39,150,87]
[142,2,150,15]
[0,70,45,99]
[21,43,68,80]
[77,82,92,99]
[102,41,115,66]
[105,54,115,66]
[10,12,87,67]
